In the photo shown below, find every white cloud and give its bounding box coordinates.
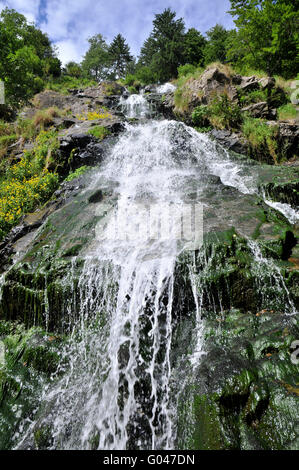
[0,0,40,23]
[55,38,86,65]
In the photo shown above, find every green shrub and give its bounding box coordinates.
[192,106,210,127]
[124,74,137,86]
[239,89,267,106]
[0,120,14,137]
[173,67,204,112]
[87,125,110,140]
[208,93,242,130]
[128,86,138,94]
[16,117,37,140]
[194,126,212,133]
[242,117,278,163]
[135,66,157,85]
[234,66,267,78]
[0,155,59,239]
[0,134,17,147]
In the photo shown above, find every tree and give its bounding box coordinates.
[108,34,133,79]
[228,0,299,77]
[0,8,61,106]
[81,34,110,80]
[203,24,230,65]
[183,28,207,66]
[64,61,83,78]
[138,8,185,82]
[138,36,157,68]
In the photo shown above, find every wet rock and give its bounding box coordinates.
[0,322,64,449]
[210,129,249,155]
[260,179,299,209]
[88,190,103,203]
[176,309,299,450]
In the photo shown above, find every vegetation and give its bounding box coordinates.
[87,125,111,140]
[0,127,60,239]
[203,24,231,65]
[64,166,92,182]
[108,34,133,79]
[0,155,58,239]
[81,34,111,80]
[277,103,297,121]
[45,75,97,94]
[242,117,279,163]
[228,0,298,79]
[138,8,185,82]
[76,110,112,121]
[191,93,242,131]
[0,8,61,107]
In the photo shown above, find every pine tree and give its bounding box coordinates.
[108,34,133,79]
[183,28,206,66]
[138,8,185,82]
[203,24,230,65]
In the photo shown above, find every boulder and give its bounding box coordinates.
[174,66,239,114]
[240,76,260,92]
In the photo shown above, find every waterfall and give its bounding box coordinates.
[10,89,297,451]
[14,114,209,451]
[119,92,150,118]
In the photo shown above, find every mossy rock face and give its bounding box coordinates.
[173,222,298,450]
[0,322,64,449]
[176,308,299,450]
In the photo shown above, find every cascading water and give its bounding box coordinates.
[10,89,298,451]
[119,92,150,118]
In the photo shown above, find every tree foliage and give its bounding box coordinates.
[203,24,230,65]
[183,28,207,66]
[108,34,133,78]
[0,8,61,106]
[81,34,111,80]
[138,8,185,82]
[228,0,299,78]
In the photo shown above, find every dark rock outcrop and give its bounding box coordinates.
[210,129,249,155]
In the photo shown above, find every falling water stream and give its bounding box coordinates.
[10,92,298,450]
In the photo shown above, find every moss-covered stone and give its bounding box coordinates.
[0,322,64,449]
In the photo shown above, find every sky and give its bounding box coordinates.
[0,0,235,65]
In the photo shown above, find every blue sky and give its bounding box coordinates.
[0,0,235,65]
